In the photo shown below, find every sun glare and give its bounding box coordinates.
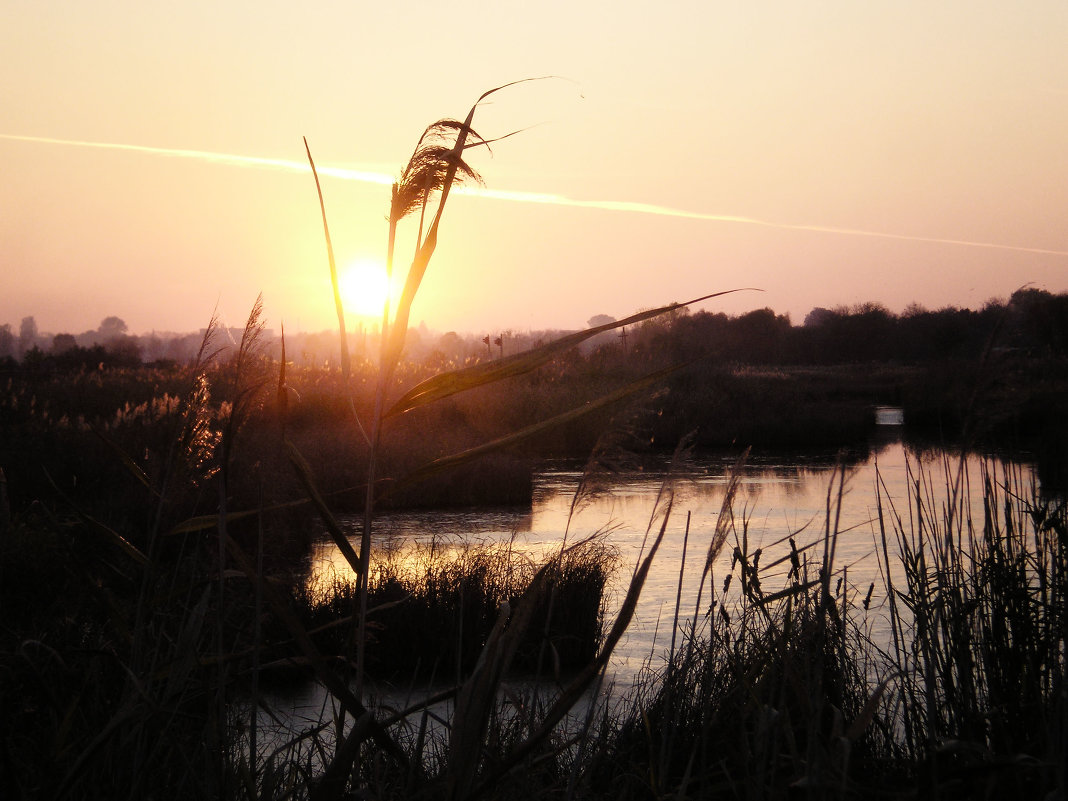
[339,259,390,318]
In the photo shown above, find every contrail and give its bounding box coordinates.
[466,187,1068,257]
[4,132,1066,258]
[0,133,394,184]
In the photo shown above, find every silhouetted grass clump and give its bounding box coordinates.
[874,457,1067,798]
[287,537,614,682]
[574,459,1066,801]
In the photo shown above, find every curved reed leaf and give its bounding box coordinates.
[383,364,683,499]
[385,289,755,418]
[470,472,676,798]
[285,439,363,579]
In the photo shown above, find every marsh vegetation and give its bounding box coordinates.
[1,87,1064,800]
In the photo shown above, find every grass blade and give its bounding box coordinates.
[386,290,754,418]
[305,137,350,377]
[285,440,364,579]
[384,364,683,498]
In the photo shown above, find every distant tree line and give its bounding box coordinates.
[626,288,1068,366]
[3,288,1067,373]
[0,315,271,372]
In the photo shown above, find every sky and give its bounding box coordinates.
[2,1,1067,338]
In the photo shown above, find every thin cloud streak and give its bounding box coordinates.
[0,133,394,184]
[466,188,1068,258]
[5,133,1067,258]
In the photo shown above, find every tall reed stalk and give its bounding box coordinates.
[292,82,747,800]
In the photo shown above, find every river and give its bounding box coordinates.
[303,411,1038,683]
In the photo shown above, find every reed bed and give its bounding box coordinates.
[572,455,1066,801]
[872,455,1066,797]
[285,536,615,682]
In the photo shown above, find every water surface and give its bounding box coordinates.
[308,433,1035,679]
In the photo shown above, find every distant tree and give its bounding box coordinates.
[98,316,128,340]
[803,307,836,328]
[583,315,619,354]
[679,311,732,360]
[18,317,38,355]
[633,306,688,358]
[851,301,892,317]
[105,336,142,368]
[436,331,465,362]
[141,334,165,362]
[733,308,792,363]
[587,314,616,328]
[0,324,14,358]
[981,296,1008,315]
[836,303,896,361]
[21,345,46,370]
[52,333,77,353]
[1008,288,1068,355]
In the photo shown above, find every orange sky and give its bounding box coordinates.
[2,1,1066,336]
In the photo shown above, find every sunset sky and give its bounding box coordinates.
[3,1,1066,338]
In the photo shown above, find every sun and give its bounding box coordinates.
[339,259,390,318]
